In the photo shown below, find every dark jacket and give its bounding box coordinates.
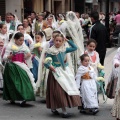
[90,20,109,54]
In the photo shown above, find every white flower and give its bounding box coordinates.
[11,45,19,51]
[44,57,52,64]
[34,43,41,48]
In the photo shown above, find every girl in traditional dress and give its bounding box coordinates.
[17,24,33,48]
[30,31,46,82]
[3,32,36,106]
[85,39,101,75]
[36,30,61,99]
[44,33,81,118]
[76,54,99,114]
[111,47,120,120]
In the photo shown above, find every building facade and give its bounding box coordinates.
[1,0,120,21]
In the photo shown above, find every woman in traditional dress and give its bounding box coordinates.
[58,11,84,74]
[0,37,4,91]
[111,47,120,120]
[3,32,36,106]
[0,23,10,46]
[44,33,81,118]
[23,19,32,35]
[46,14,57,30]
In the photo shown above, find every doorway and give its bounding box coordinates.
[24,0,33,18]
[54,1,62,15]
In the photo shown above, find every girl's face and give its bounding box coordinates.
[54,36,64,48]
[87,42,96,52]
[0,25,7,34]
[35,35,42,43]
[81,56,90,67]
[15,37,24,46]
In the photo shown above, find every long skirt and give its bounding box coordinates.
[39,67,49,98]
[3,63,35,101]
[112,92,120,119]
[46,71,81,109]
[81,79,99,108]
[31,57,39,83]
[0,62,3,89]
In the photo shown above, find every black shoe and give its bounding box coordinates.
[89,108,99,115]
[10,101,15,104]
[92,108,99,115]
[62,113,72,118]
[80,109,86,114]
[51,110,59,115]
[20,100,26,107]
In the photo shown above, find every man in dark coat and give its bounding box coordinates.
[90,11,109,65]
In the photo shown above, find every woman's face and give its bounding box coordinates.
[17,26,24,34]
[23,19,29,26]
[47,17,53,24]
[28,18,32,24]
[0,25,7,34]
[15,36,24,46]
[54,36,64,48]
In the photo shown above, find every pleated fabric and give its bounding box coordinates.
[3,63,35,101]
[46,71,81,109]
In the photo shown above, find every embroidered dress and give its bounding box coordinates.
[3,43,36,101]
[44,40,81,109]
[76,65,99,109]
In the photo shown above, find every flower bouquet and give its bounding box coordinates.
[11,45,19,54]
[34,43,41,48]
[44,57,59,77]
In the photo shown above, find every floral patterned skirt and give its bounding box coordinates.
[112,92,120,119]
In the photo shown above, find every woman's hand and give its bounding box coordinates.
[49,66,56,72]
[7,53,13,60]
[64,38,69,42]
[115,63,119,68]
[28,40,32,44]
[38,47,42,52]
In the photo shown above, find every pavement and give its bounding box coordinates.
[0,47,118,120]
